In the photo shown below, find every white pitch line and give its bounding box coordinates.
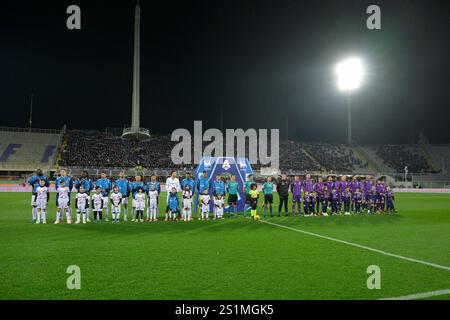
[380,289,450,300]
[259,219,450,271]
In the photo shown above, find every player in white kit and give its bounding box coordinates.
[214,193,225,219]
[91,186,104,223]
[55,179,72,224]
[75,186,90,224]
[200,189,210,220]
[182,184,193,221]
[165,171,181,206]
[135,187,146,222]
[147,184,159,222]
[35,180,49,224]
[110,186,122,223]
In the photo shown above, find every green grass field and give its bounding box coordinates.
[0,192,449,300]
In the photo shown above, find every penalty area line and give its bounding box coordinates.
[380,289,450,300]
[259,219,450,272]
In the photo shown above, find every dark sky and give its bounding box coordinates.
[2,0,449,144]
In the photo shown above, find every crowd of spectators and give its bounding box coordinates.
[374,145,432,173]
[302,142,364,173]
[59,130,433,174]
[279,141,321,172]
[59,130,177,168]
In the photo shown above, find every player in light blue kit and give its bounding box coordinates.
[96,172,112,222]
[114,171,130,221]
[195,171,210,214]
[212,175,226,216]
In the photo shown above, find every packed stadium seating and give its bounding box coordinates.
[0,129,428,174]
[302,142,365,173]
[279,141,321,173]
[372,144,434,173]
[3,127,449,189]
[59,130,177,168]
[0,128,63,171]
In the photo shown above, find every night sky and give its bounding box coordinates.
[1,0,449,144]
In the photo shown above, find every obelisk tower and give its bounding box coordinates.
[123,1,150,139]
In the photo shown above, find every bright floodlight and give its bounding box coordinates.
[335,57,364,91]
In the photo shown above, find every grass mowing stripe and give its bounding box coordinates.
[259,219,450,272]
[380,289,450,300]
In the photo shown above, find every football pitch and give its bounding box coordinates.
[0,192,449,300]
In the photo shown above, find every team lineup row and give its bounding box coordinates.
[28,169,396,224]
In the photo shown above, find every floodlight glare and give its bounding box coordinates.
[335,57,365,145]
[335,57,364,91]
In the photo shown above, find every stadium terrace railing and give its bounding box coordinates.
[0,163,53,172]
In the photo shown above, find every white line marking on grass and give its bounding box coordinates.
[259,220,450,271]
[380,289,450,300]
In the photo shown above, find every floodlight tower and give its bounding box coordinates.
[122,1,150,140]
[335,57,364,145]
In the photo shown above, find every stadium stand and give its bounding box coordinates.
[431,144,450,174]
[302,142,365,173]
[358,144,393,173]
[0,127,63,172]
[373,144,434,173]
[59,130,177,169]
[279,140,321,173]
[0,128,436,175]
[418,133,446,173]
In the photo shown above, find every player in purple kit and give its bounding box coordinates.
[303,174,314,214]
[337,176,347,213]
[375,179,387,213]
[326,176,335,198]
[290,176,302,216]
[363,175,374,211]
[349,176,360,212]
[349,176,359,193]
[314,177,325,213]
[326,176,334,207]
[337,176,348,193]
[303,174,314,193]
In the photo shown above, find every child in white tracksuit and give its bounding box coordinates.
[214,194,224,219]
[182,186,193,221]
[148,185,159,221]
[200,189,210,220]
[75,186,89,224]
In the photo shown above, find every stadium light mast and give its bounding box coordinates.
[29,94,34,133]
[335,57,364,145]
[122,0,150,140]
